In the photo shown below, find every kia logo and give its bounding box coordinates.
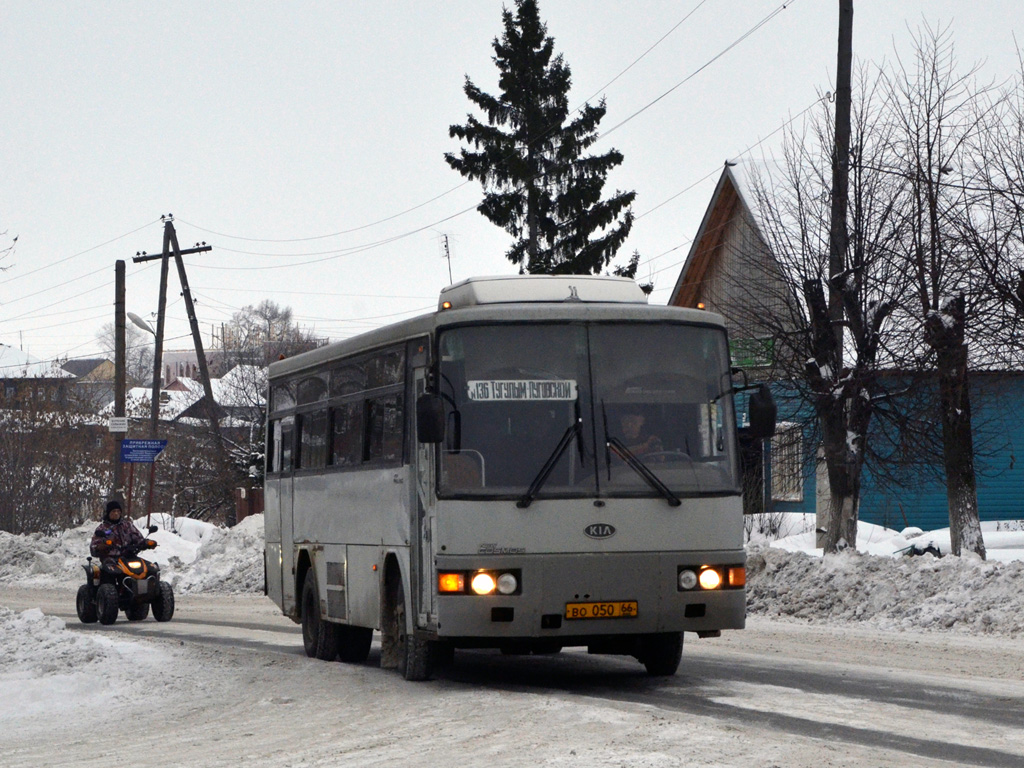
[584,523,616,539]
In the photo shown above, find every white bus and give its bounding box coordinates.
[264,275,775,680]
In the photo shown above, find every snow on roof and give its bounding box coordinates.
[0,343,75,379]
[100,365,266,421]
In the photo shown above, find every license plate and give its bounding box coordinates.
[565,600,638,620]
[136,579,148,594]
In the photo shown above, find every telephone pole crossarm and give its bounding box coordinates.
[133,244,211,264]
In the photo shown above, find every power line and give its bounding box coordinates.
[0,219,160,287]
[176,2,736,249]
[600,1,796,140]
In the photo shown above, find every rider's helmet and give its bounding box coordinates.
[104,500,123,520]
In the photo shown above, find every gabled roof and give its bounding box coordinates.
[669,164,760,307]
[0,343,75,379]
[62,358,113,379]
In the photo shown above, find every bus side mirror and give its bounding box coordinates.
[417,394,445,444]
[748,384,777,439]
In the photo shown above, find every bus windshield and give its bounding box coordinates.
[437,322,739,500]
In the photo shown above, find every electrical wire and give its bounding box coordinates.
[600,1,796,140]
[176,2,718,246]
[0,219,160,287]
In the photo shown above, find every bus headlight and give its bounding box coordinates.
[678,569,698,590]
[470,572,497,595]
[698,567,722,590]
[496,573,518,595]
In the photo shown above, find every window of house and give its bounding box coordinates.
[770,422,803,502]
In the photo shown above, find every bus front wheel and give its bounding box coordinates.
[382,567,433,681]
[639,632,683,676]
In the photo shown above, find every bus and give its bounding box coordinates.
[263,275,775,680]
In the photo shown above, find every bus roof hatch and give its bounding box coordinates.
[439,275,648,310]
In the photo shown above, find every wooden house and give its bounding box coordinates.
[669,164,1024,531]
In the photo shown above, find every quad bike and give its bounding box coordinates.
[76,526,175,625]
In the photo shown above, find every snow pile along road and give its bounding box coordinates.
[167,513,265,594]
[746,546,1024,636]
[0,514,266,595]
[0,606,177,725]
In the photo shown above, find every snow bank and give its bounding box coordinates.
[746,546,1024,636]
[0,606,175,724]
[168,513,265,595]
[0,514,265,595]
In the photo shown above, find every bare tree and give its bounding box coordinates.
[96,321,154,386]
[742,70,911,552]
[0,402,110,534]
[881,22,998,557]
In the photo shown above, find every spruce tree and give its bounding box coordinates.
[445,0,635,275]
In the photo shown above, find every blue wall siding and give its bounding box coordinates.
[859,375,1024,530]
[748,375,1024,530]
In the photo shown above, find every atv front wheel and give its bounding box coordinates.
[76,584,97,624]
[96,584,119,625]
[152,582,175,622]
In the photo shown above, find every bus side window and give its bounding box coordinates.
[331,401,363,467]
[299,409,329,469]
[365,393,404,463]
[279,418,295,473]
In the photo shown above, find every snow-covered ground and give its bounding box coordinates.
[1,512,1022,766]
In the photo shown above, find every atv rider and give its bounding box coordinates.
[90,500,146,568]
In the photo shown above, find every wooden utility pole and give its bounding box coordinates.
[828,0,854,360]
[133,216,232,515]
[113,260,126,497]
[134,216,216,437]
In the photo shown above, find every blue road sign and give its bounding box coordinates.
[120,439,168,463]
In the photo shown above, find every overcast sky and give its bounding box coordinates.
[1,1,1021,364]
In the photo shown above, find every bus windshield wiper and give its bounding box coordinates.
[516,418,582,509]
[606,437,681,507]
[601,402,680,507]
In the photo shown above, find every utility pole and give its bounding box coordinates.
[828,0,853,362]
[134,215,232,515]
[113,260,126,498]
[442,234,453,284]
[134,216,215,438]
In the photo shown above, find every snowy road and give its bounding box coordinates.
[2,586,1022,767]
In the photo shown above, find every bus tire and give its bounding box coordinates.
[639,632,683,676]
[336,625,373,663]
[384,568,433,680]
[301,570,337,661]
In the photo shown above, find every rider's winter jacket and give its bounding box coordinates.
[90,516,146,560]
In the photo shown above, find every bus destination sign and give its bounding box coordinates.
[467,379,577,401]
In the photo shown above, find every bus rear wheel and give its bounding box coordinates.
[336,625,373,663]
[301,570,337,661]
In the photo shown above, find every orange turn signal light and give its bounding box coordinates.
[438,573,465,593]
[728,567,746,587]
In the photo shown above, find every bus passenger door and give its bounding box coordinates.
[278,416,298,617]
[413,368,436,626]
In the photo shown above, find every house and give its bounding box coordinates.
[0,343,75,409]
[102,365,265,431]
[669,164,1024,531]
[62,358,116,410]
